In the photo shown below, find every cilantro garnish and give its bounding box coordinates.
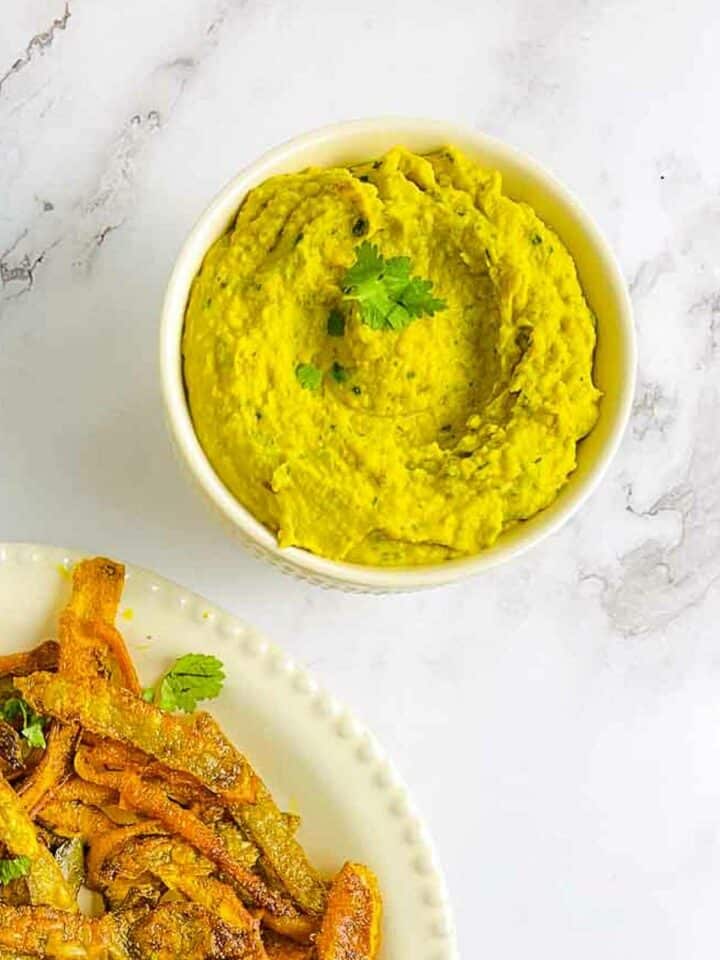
[2,697,47,749]
[295,363,323,391]
[142,653,226,714]
[330,362,348,383]
[341,242,446,331]
[327,309,345,337]
[0,856,30,885]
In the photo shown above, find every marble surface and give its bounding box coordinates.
[1,1,719,956]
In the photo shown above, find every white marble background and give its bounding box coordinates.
[1,1,719,956]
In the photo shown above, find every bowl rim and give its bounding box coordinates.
[160,116,636,590]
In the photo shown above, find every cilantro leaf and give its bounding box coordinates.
[2,698,47,750]
[295,363,323,391]
[343,242,384,287]
[145,653,225,714]
[342,242,446,331]
[386,304,412,330]
[381,256,412,298]
[327,309,345,337]
[397,276,446,318]
[0,856,30,885]
[22,719,47,750]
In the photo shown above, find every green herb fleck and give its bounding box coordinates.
[341,242,446,332]
[2,698,47,749]
[295,363,323,391]
[142,653,226,714]
[327,308,345,337]
[330,362,348,383]
[531,233,543,245]
[0,856,30,886]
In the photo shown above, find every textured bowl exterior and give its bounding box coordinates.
[0,543,458,958]
[160,118,636,592]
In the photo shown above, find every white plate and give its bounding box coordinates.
[0,543,457,960]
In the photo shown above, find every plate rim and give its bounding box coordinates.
[0,541,459,959]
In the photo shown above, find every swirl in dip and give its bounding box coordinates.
[183,147,600,566]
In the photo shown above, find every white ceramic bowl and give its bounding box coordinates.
[160,118,636,592]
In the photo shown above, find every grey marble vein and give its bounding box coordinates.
[2,0,249,287]
[0,2,71,96]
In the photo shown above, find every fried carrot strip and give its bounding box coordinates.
[259,913,318,945]
[0,904,119,960]
[262,931,313,960]
[0,902,265,960]
[49,774,118,808]
[16,558,130,814]
[75,741,261,867]
[211,818,260,871]
[74,744,293,918]
[0,907,127,959]
[58,614,140,695]
[24,857,75,915]
[97,836,258,931]
[315,863,382,960]
[58,558,139,693]
[65,557,125,622]
[233,789,327,916]
[0,719,24,771]
[87,620,141,695]
[77,737,221,807]
[17,721,78,814]
[0,774,76,912]
[75,741,326,930]
[130,902,266,960]
[0,902,160,960]
[27,677,326,913]
[0,641,58,678]
[85,821,166,891]
[120,776,299,917]
[36,773,137,844]
[17,672,257,804]
[36,796,117,842]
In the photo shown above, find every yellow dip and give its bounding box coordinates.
[183,147,600,566]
